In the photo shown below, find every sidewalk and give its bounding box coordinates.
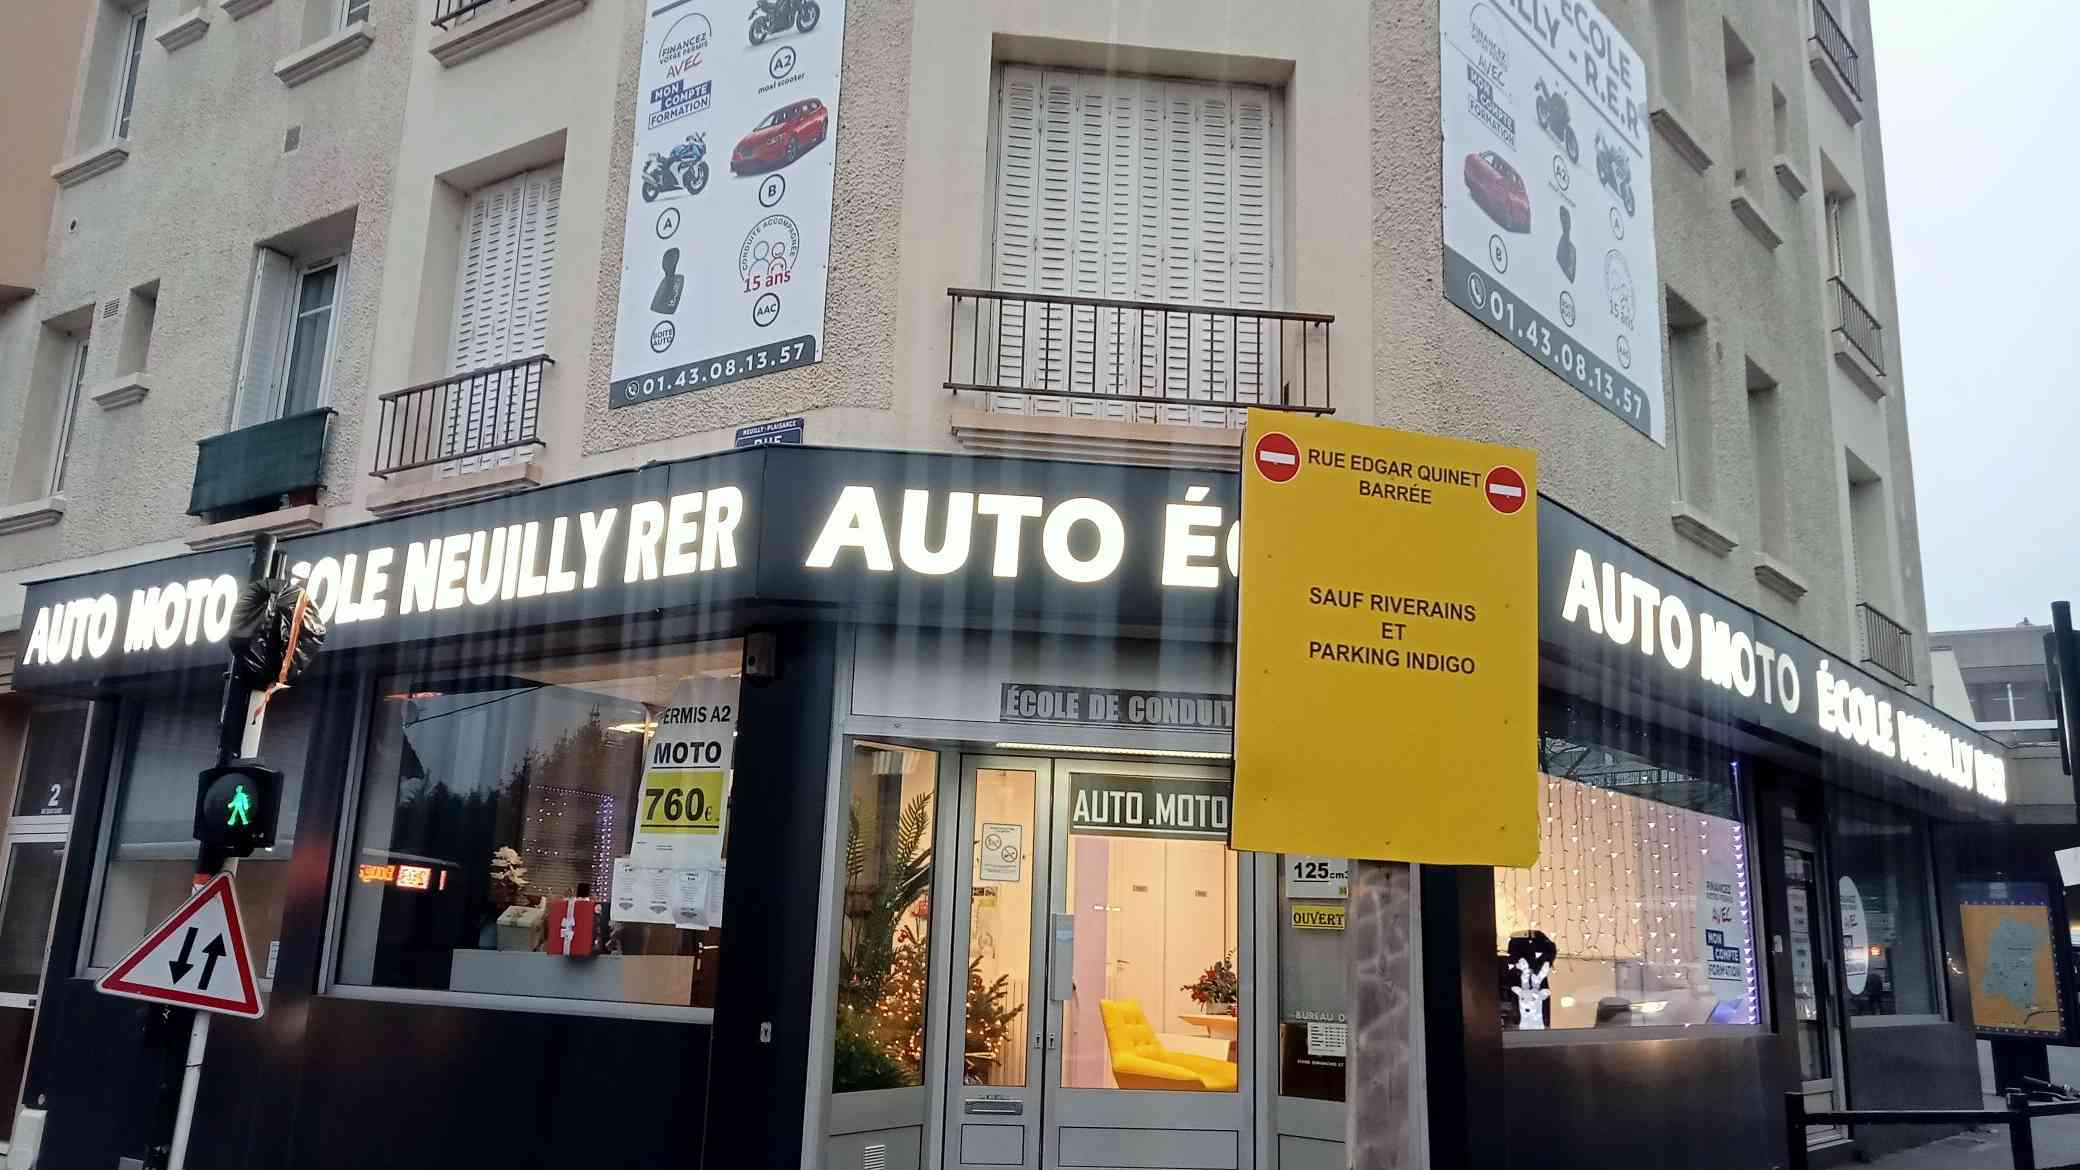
[1856,1114,2080,1170]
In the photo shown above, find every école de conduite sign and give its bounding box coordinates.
[1232,411,1540,866]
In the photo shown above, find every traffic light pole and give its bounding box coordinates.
[158,535,280,1170]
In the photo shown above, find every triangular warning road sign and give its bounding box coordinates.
[96,872,263,1018]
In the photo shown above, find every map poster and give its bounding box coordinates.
[1958,880,2066,1039]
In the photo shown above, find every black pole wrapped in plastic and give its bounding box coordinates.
[225,577,328,691]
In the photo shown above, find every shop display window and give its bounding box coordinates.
[335,640,740,1010]
[1833,794,1939,1019]
[1058,807,1240,1093]
[1492,716,1760,1034]
[1277,855,1348,1100]
[89,683,314,977]
[832,742,938,1091]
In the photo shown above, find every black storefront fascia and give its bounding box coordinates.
[12,447,2010,1170]
[14,446,1242,1170]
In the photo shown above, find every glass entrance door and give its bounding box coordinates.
[943,758,1253,1170]
[1784,813,1845,1147]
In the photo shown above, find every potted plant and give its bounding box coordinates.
[1182,954,1240,1015]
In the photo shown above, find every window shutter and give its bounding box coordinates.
[232,248,296,430]
[991,68,1041,409]
[446,166,560,473]
[989,69,1278,425]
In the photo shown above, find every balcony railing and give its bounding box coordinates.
[1829,277,1885,376]
[371,353,550,477]
[945,288,1334,424]
[189,408,335,516]
[1858,601,1914,684]
[430,0,498,28]
[1809,0,1860,98]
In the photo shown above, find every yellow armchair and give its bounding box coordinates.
[1097,1000,1237,1092]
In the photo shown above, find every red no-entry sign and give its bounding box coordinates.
[1254,432,1301,483]
[1484,465,1527,514]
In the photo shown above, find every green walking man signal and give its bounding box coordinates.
[195,760,283,856]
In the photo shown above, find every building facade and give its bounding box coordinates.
[0,0,2009,1167]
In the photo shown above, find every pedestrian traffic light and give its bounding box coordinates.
[194,760,283,856]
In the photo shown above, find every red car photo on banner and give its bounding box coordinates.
[1464,150,1531,234]
[732,98,830,175]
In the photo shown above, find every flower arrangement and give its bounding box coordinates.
[1182,954,1240,1011]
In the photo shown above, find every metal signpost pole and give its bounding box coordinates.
[1346,859,1414,1170]
[161,534,277,1170]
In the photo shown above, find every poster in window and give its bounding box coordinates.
[1439,0,1666,443]
[617,675,740,926]
[1700,844,1749,1010]
[610,0,848,408]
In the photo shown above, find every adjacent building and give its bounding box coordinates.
[0,0,2014,1167]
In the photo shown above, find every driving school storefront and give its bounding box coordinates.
[9,444,2009,1170]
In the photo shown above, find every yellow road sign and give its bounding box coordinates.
[1233,411,1539,866]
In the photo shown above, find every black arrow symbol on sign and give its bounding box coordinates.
[198,936,226,989]
[168,927,198,983]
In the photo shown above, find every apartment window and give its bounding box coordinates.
[445,164,561,467]
[987,66,1277,426]
[1745,359,1787,560]
[1666,291,1712,508]
[49,337,90,496]
[1845,453,1892,612]
[233,250,348,429]
[1722,22,1759,186]
[341,0,370,25]
[111,8,146,140]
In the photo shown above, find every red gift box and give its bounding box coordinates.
[546,896,595,956]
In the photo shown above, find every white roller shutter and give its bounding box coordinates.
[446,164,561,473]
[990,67,1277,427]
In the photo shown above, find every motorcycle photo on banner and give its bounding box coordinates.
[610,0,848,409]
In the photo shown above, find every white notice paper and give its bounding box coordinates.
[1305,1021,1348,1058]
[705,868,726,928]
[672,868,711,930]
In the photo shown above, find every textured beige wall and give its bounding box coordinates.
[0,0,1931,675]
[0,0,90,296]
[0,0,412,572]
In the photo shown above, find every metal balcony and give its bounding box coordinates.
[1829,277,1885,376]
[371,353,550,477]
[188,408,335,517]
[1858,602,1913,684]
[945,287,1333,425]
[1809,0,1859,99]
[430,0,498,27]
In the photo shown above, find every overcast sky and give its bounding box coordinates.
[1874,3,2080,632]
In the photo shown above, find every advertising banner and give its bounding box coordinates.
[1232,412,1540,865]
[610,0,846,409]
[1440,0,1665,443]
